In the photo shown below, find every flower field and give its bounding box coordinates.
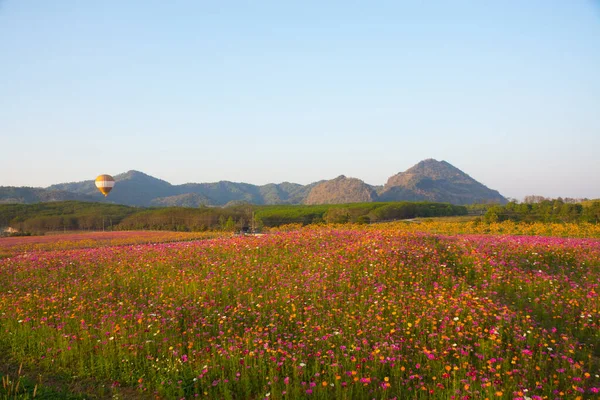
[0,231,225,259]
[1,226,599,399]
[379,220,600,238]
[267,220,600,239]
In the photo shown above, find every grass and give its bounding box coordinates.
[0,344,153,399]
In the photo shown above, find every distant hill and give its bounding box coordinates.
[150,193,212,207]
[305,175,378,205]
[2,159,507,206]
[302,160,506,206]
[0,187,96,204]
[47,171,321,207]
[258,182,319,205]
[378,159,507,205]
[50,170,175,206]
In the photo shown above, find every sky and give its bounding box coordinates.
[1,0,599,199]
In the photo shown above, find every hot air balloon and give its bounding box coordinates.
[95,174,115,197]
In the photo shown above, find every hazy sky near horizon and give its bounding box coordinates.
[1,1,599,199]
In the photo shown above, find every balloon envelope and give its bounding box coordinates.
[95,174,115,197]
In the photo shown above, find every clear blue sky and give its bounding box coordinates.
[1,0,599,199]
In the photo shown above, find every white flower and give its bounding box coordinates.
[299,362,306,367]
[453,317,459,321]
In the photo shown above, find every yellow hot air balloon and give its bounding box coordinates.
[95,174,115,197]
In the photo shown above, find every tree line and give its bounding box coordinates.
[1,201,468,234]
[484,198,600,223]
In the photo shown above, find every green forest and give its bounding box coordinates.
[484,199,600,223]
[3,199,597,236]
[0,201,467,234]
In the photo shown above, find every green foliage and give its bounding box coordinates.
[254,204,332,226]
[582,201,600,223]
[1,201,469,233]
[323,207,351,223]
[368,202,467,222]
[484,199,597,223]
[255,202,466,226]
[223,216,235,231]
[356,215,371,224]
[0,201,137,233]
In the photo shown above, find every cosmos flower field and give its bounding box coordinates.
[1,226,599,399]
[0,231,224,259]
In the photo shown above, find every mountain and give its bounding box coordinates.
[50,170,175,206]
[300,160,506,206]
[150,193,212,207]
[378,159,507,205]
[47,171,324,207]
[305,175,378,205]
[45,171,321,206]
[0,187,96,204]
[176,181,320,206]
[259,182,318,205]
[176,181,264,205]
[2,160,507,206]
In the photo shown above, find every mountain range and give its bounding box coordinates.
[0,159,507,206]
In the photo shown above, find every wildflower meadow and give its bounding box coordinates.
[0,225,598,399]
[0,231,224,259]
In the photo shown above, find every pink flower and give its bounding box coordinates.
[284,377,290,385]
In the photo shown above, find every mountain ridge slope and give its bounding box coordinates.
[3,160,507,206]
